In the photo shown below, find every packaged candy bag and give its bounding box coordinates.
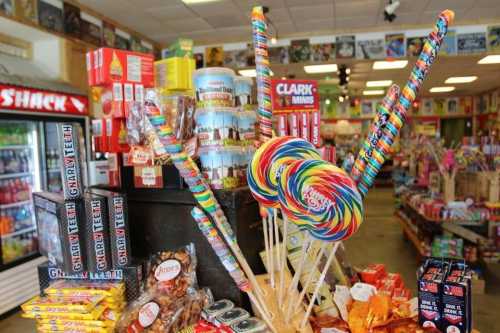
[116,288,210,333]
[45,280,125,299]
[22,294,105,314]
[22,305,107,321]
[146,243,198,297]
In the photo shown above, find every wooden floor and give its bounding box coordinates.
[0,188,498,332]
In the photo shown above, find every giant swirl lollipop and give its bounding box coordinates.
[278,159,363,241]
[247,136,321,207]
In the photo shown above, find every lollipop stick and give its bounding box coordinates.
[247,290,277,333]
[284,234,313,320]
[262,216,271,282]
[292,242,328,314]
[300,242,340,329]
[273,209,281,289]
[278,213,288,307]
[268,215,275,287]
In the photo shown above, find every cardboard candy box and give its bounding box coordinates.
[33,192,87,274]
[57,123,84,200]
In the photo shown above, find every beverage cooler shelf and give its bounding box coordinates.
[0,145,32,150]
[0,172,32,180]
[1,226,36,239]
[0,200,32,209]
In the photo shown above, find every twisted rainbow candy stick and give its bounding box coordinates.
[278,159,363,242]
[358,10,454,194]
[351,85,400,186]
[247,136,321,207]
[252,6,273,143]
[142,92,265,299]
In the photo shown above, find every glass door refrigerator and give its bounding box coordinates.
[0,83,89,315]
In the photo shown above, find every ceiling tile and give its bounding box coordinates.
[335,0,380,18]
[296,19,334,32]
[286,0,335,6]
[266,8,292,22]
[395,0,430,14]
[144,5,198,20]
[126,0,184,6]
[187,0,240,17]
[166,17,212,32]
[289,4,334,21]
[233,0,286,10]
[204,14,249,28]
[335,16,377,30]
[275,21,297,34]
[461,6,500,20]
[425,0,475,11]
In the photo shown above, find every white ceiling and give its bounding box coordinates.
[77,0,500,45]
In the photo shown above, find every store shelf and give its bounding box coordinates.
[1,226,36,239]
[0,145,31,150]
[395,211,426,257]
[441,222,488,244]
[47,169,60,173]
[0,200,32,209]
[0,172,32,180]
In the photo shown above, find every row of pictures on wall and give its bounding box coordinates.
[0,0,153,53]
[327,94,498,119]
[195,26,500,69]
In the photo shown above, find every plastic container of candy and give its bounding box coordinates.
[234,76,253,107]
[237,110,257,145]
[193,67,235,109]
[199,146,244,190]
[195,108,239,147]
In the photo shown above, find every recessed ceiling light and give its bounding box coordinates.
[373,60,408,70]
[445,76,477,84]
[239,69,274,77]
[182,0,220,4]
[366,80,393,87]
[478,55,500,64]
[430,86,455,93]
[363,90,385,96]
[304,64,338,74]
[270,37,277,45]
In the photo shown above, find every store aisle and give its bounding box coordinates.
[345,188,500,333]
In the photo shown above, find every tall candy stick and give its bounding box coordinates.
[252,6,273,143]
[358,10,454,193]
[143,94,265,299]
[351,85,400,188]
[300,242,340,330]
[191,207,276,332]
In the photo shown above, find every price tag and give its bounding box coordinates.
[141,167,156,186]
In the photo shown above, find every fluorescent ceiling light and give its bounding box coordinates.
[182,0,220,4]
[430,86,455,93]
[373,60,408,70]
[363,90,385,96]
[304,64,338,74]
[445,76,477,84]
[238,69,273,77]
[478,55,500,64]
[366,80,393,87]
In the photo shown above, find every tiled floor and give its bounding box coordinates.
[0,188,498,332]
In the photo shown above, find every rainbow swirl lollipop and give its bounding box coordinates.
[278,159,363,242]
[247,136,321,207]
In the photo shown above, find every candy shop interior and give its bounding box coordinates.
[0,0,499,333]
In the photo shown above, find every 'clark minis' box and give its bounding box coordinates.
[442,262,472,333]
[418,258,449,331]
[57,123,84,200]
[37,261,145,302]
[89,189,131,268]
[84,193,112,273]
[33,192,86,274]
[93,48,154,87]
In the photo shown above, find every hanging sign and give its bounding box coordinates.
[270,79,319,113]
[0,84,89,115]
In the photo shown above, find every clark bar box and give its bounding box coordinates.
[33,192,86,274]
[84,193,112,273]
[57,123,84,200]
[89,188,131,268]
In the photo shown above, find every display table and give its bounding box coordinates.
[121,166,265,306]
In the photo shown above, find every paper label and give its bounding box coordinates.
[127,55,141,82]
[141,167,156,186]
[138,302,159,327]
[154,259,181,281]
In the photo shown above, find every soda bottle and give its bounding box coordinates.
[0,151,4,174]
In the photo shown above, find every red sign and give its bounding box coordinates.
[0,84,89,115]
[270,79,319,113]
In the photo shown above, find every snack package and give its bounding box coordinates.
[201,299,234,322]
[57,123,84,200]
[230,317,269,333]
[36,316,115,328]
[116,288,209,333]
[146,244,197,297]
[22,294,105,314]
[214,308,250,328]
[37,324,113,333]
[22,305,107,321]
[442,262,472,333]
[45,280,125,299]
